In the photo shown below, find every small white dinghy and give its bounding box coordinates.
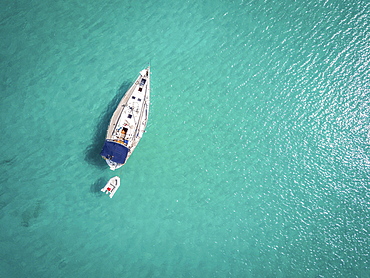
[101,176,120,198]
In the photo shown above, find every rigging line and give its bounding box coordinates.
[129,105,138,128]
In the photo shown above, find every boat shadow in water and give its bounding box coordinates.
[84,81,132,168]
[90,177,106,195]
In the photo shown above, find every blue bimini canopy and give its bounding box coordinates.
[100,140,130,164]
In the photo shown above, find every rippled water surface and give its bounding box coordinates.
[0,0,369,277]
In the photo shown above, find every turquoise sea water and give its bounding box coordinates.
[0,0,369,277]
